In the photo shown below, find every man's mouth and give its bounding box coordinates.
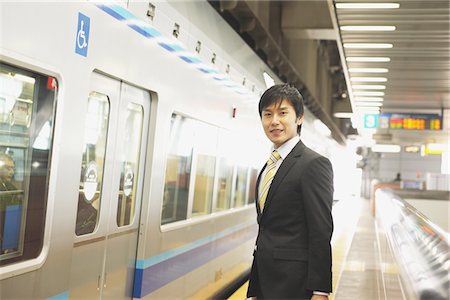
[270,129,283,134]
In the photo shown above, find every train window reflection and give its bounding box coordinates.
[162,113,258,225]
[234,166,247,208]
[192,124,217,217]
[162,114,194,225]
[117,103,143,227]
[75,92,110,236]
[0,63,57,266]
[247,168,258,204]
[215,157,233,211]
[192,154,215,216]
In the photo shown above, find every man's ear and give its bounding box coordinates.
[297,115,304,125]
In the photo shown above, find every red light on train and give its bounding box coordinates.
[47,77,57,90]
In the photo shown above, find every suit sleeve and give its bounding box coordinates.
[301,156,334,293]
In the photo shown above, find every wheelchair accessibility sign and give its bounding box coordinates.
[75,13,90,57]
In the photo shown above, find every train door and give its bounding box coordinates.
[69,73,150,299]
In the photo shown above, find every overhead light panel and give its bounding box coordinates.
[353,91,385,96]
[351,77,387,82]
[355,107,380,112]
[341,26,396,31]
[372,144,401,153]
[334,112,353,118]
[344,43,393,49]
[346,57,391,62]
[352,85,386,90]
[349,68,389,73]
[354,97,384,102]
[336,3,400,9]
[355,102,383,107]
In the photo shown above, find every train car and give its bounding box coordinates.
[0,1,339,299]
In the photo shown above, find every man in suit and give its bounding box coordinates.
[247,84,334,299]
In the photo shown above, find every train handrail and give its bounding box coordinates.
[375,188,449,300]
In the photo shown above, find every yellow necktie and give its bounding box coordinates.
[259,150,281,211]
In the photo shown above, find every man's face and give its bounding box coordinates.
[261,99,303,148]
[0,158,15,182]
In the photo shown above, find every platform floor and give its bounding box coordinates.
[228,197,405,299]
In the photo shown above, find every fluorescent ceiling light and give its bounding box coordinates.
[344,43,393,49]
[404,145,420,153]
[349,68,389,73]
[336,3,400,9]
[341,26,396,31]
[334,112,353,118]
[346,57,391,62]
[353,91,385,96]
[355,107,380,112]
[352,85,386,90]
[355,102,383,107]
[351,77,387,82]
[355,106,380,110]
[354,97,384,102]
[371,144,401,153]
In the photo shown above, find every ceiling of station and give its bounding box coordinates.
[210,0,449,148]
[332,0,450,146]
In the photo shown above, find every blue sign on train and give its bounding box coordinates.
[75,13,90,57]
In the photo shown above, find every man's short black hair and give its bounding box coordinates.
[258,83,304,133]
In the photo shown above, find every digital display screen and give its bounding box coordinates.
[364,113,442,130]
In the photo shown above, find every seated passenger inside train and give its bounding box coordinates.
[0,153,22,254]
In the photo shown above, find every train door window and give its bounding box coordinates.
[192,124,217,217]
[162,114,195,225]
[0,62,57,266]
[116,103,143,227]
[233,166,248,208]
[75,92,110,236]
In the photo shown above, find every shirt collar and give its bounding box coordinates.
[272,135,300,160]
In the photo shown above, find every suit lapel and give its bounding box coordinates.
[260,141,306,216]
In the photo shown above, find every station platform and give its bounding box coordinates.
[228,192,449,299]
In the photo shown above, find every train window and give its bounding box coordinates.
[162,114,195,225]
[247,168,258,204]
[0,62,57,266]
[233,166,248,208]
[75,92,110,236]
[215,157,233,211]
[192,125,217,217]
[116,103,143,227]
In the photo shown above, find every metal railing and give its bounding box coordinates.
[375,189,449,300]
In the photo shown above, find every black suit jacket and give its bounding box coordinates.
[247,140,334,299]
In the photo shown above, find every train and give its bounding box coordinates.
[0,1,343,299]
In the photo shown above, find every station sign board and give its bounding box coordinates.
[364,113,442,130]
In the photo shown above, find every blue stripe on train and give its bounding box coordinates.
[133,223,257,298]
[47,291,69,300]
[95,3,249,96]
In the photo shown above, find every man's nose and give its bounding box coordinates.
[271,114,280,124]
